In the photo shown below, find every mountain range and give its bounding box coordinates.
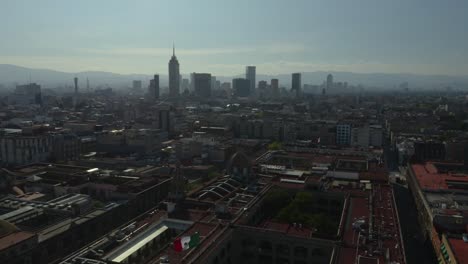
[1,64,467,90]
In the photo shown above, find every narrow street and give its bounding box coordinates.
[393,183,437,264]
[384,142,437,264]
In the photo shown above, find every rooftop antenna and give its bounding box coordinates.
[173,42,175,56]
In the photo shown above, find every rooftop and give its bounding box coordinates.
[448,238,468,264]
[0,231,35,251]
[411,163,468,190]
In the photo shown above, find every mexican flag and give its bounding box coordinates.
[174,232,200,252]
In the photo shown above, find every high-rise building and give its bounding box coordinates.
[181,78,190,92]
[245,66,256,96]
[132,80,142,90]
[11,83,42,106]
[190,72,196,91]
[156,104,172,133]
[271,79,279,98]
[291,73,301,98]
[232,78,250,97]
[193,73,212,98]
[327,74,333,90]
[74,77,78,94]
[221,82,231,91]
[73,77,78,109]
[258,80,267,91]
[211,76,216,88]
[168,44,180,97]
[257,80,268,98]
[336,123,351,145]
[148,75,160,101]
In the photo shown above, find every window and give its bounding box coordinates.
[311,248,325,257]
[276,244,290,256]
[259,240,273,253]
[241,237,255,248]
[294,246,307,258]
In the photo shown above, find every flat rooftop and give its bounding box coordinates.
[0,231,35,251]
[412,163,468,190]
[448,238,468,264]
[105,225,169,263]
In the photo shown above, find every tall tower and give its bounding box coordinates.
[168,44,180,98]
[291,73,301,98]
[327,74,333,90]
[149,74,160,101]
[271,78,279,98]
[73,77,78,110]
[245,66,256,96]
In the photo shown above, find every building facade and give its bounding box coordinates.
[233,78,250,97]
[193,73,212,98]
[168,46,180,98]
[245,66,256,96]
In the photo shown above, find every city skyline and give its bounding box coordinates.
[1,0,467,76]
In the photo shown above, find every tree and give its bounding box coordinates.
[268,141,282,151]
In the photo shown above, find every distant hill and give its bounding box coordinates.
[222,72,468,89]
[0,64,159,90]
[1,64,467,90]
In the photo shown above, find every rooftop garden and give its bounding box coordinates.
[262,188,342,237]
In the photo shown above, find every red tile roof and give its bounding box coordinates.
[448,238,468,264]
[411,163,468,190]
[339,185,405,264]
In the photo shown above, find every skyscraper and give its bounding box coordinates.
[211,76,218,91]
[327,74,333,90]
[232,78,250,97]
[73,77,78,109]
[271,78,279,98]
[193,73,212,98]
[132,80,142,91]
[245,66,256,96]
[149,75,159,101]
[168,44,180,98]
[181,78,190,92]
[258,80,267,91]
[291,73,301,98]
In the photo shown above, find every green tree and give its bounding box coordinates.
[268,141,282,150]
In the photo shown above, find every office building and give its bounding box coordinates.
[327,74,333,90]
[258,80,267,91]
[336,123,351,145]
[132,80,142,91]
[168,45,180,97]
[271,78,279,98]
[181,78,190,92]
[232,78,250,97]
[245,66,256,96]
[73,77,78,109]
[291,73,302,98]
[148,74,160,101]
[193,73,212,98]
[211,76,218,91]
[10,83,42,105]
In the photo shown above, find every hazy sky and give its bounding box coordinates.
[1,0,467,76]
